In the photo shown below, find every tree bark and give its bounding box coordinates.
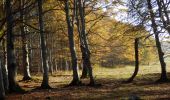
[6,0,24,92]
[147,0,168,82]
[127,38,139,82]
[75,3,88,78]
[2,39,9,92]
[65,0,80,85]
[80,45,88,79]
[20,0,31,81]
[38,0,51,88]
[77,0,95,85]
[0,60,5,99]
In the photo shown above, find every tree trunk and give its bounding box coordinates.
[65,0,80,85]
[80,45,88,78]
[2,39,9,92]
[6,0,23,92]
[127,38,139,82]
[38,0,51,88]
[77,0,95,85]
[147,0,168,82]
[0,60,5,99]
[48,49,53,75]
[155,34,168,81]
[74,0,88,79]
[28,34,33,73]
[20,0,31,81]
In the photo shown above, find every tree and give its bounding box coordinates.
[127,38,139,82]
[1,38,8,92]
[147,0,168,82]
[127,0,168,82]
[6,0,24,92]
[74,0,88,79]
[20,0,32,81]
[64,0,81,85]
[76,0,95,85]
[37,0,51,88]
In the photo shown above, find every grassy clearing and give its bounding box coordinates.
[6,64,170,100]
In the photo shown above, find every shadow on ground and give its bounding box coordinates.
[5,72,170,100]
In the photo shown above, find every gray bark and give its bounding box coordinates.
[77,0,95,84]
[2,39,9,92]
[74,0,88,78]
[20,0,31,80]
[147,0,168,82]
[38,0,50,88]
[65,0,80,85]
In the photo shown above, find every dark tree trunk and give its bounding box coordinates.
[127,38,139,82]
[48,49,53,75]
[77,0,95,85]
[38,0,51,88]
[0,60,5,99]
[74,1,88,79]
[6,0,23,92]
[65,0,80,86]
[81,60,88,79]
[2,39,9,92]
[147,0,168,82]
[20,0,31,81]
[155,34,168,81]
[80,45,88,79]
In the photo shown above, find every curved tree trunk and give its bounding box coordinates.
[147,0,168,82]
[65,0,80,86]
[127,38,139,82]
[38,0,51,88]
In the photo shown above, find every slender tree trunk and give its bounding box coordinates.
[20,0,31,81]
[155,34,168,81]
[65,0,80,85]
[38,0,51,88]
[48,49,53,75]
[2,39,9,92]
[127,38,139,82]
[28,34,33,73]
[0,60,5,99]
[77,0,95,85]
[75,3,88,78]
[6,0,23,92]
[147,0,168,82]
[80,45,88,78]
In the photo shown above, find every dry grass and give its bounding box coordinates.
[6,64,170,100]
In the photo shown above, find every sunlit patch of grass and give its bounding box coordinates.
[8,64,170,99]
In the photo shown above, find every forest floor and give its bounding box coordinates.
[5,64,170,100]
